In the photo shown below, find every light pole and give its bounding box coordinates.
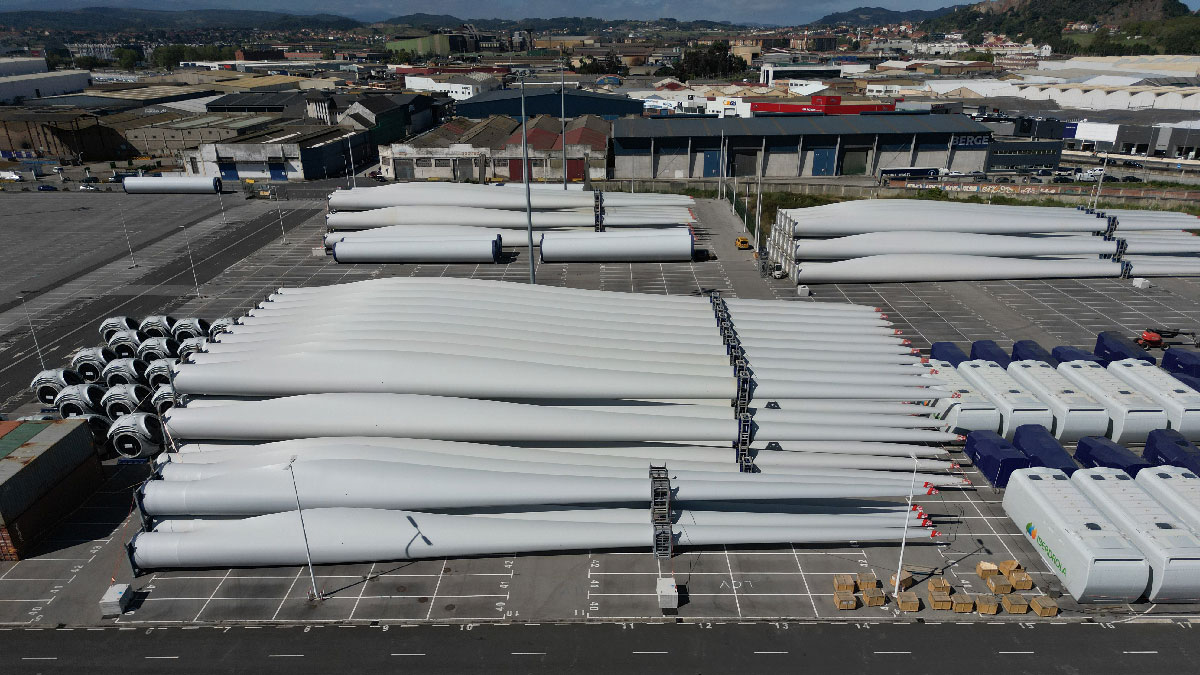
[18,294,46,371]
[893,454,920,598]
[561,60,567,190]
[179,225,200,299]
[521,79,536,285]
[287,458,323,601]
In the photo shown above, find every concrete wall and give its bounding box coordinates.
[0,70,90,104]
[0,58,48,78]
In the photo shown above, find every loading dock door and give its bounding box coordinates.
[268,163,286,181]
[732,150,758,177]
[841,150,868,176]
[811,147,836,176]
[508,159,528,182]
[217,163,239,180]
[566,159,585,181]
[702,150,721,177]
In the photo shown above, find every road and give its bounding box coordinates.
[0,620,1193,674]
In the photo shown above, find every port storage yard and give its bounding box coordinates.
[7,181,1200,671]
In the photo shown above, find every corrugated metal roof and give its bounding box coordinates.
[613,114,991,138]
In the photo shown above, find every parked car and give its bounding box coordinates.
[1026,177,1043,183]
[78,184,98,191]
[1052,176,1074,183]
[371,174,388,183]
[80,176,99,184]
[1121,175,1144,182]
[1122,160,1143,168]
[1102,175,1120,182]
[1036,169,1053,176]
[995,176,1013,183]
[37,184,58,191]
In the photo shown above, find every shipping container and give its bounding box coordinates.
[0,420,96,526]
[931,341,969,367]
[1073,467,1200,602]
[957,360,1053,439]
[1013,424,1079,476]
[1012,339,1056,365]
[1,455,104,560]
[964,431,1030,488]
[1107,359,1200,441]
[926,359,1001,435]
[1004,467,1149,603]
[1163,348,1200,379]
[1058,361,1168,443]
[1094,331,1156,366]
[1136,466,1200,538]
[1007,360,1109,442]
[971,340,1011,368]
[1052,346,1105,365]
[1075,436,1152,476]
[1144,429,1200,474]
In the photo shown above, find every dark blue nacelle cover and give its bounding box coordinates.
[1051,345,1105,365]
[1011,340,1055,365]
[1163,348,1200,379]
[965,430,1030,488]
[1075,436,1152,477]
[931,342,969,367]
[971,340,1011,368]
[1012,424,1078,475]
[1094,331,1155,365]
[1144,429,1200,475]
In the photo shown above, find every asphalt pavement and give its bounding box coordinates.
[2,620,1194,674]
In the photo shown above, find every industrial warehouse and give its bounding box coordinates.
[610,113,1034,178]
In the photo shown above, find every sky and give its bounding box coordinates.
[13,0,1200,24]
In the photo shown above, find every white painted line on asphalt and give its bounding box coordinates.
[511,652,546,655]
[391,653,426,656]
[755,651,789,654]
[1123,651,1159,654]
[269,654,305,657]
[21,657,57,660]
[999,651,1035,654]
[632,651,669,654]
[145,656,179,659]
[874,651,912,654]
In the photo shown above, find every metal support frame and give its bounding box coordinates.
[709,291,757,473]
[649,465,673,559]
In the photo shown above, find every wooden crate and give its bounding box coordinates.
[833,591,858,610]
[975,594,1000,615]
[951,593,975,613]
[998,560,1023,576]
[975,561,1000,579]
[1001,593,1029,614]
[986,575,1014,594]
[889,569,914,591]
[1030,595,1058,617]
[833,574,857,593]
[928,590,952,611]
[896,591,920,612]
[856,572,878,591]
[1008,570,1034,591]
[927,576,951,593]
[862,587,886,607]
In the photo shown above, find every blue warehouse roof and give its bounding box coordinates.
[613,113,992,138]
